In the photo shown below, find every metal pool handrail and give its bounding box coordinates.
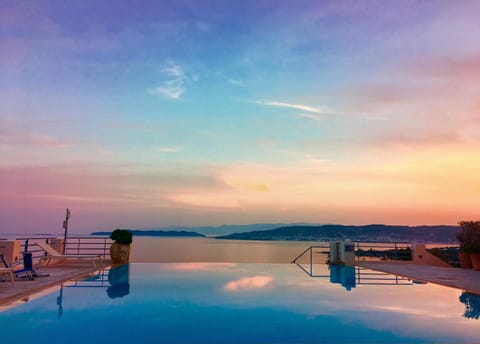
[15,236,112,263]
[291,241,413,265]
[354,241,412,263]
[64,236,112,258]
[291,245,329,264]
[16,237,57,261]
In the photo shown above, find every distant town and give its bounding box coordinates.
[215,224,460,243]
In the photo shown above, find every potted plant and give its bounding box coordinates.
[469,241,480,271]
[458,221,480,270]
[109,229,133,265]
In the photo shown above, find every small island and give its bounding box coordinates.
[91,230,205,238]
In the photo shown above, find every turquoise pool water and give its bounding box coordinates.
[1,263,479,343]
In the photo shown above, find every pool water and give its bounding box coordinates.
[1,263,479,343]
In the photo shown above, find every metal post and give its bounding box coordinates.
[103,238,107,258]
[62,208,70,253]
[310,247,313,276]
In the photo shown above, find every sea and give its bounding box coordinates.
[0,233,324,263]
[129,237,325,263]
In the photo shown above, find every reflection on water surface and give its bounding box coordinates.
[1,263,478,344]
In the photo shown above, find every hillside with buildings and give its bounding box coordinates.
[216,224,460,243]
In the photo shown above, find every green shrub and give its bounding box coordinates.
[110,229,133,244]
[458,221,480,253]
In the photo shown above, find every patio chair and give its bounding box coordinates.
[0,267,15,286]
[35,240,103,269]
[1,253,34,280]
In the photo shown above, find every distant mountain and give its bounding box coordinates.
[91,230,205,237]
[126,223,318,236]
[216,224,460,243]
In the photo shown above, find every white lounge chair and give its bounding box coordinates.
[0,268,15,286]
[35,240,103,269]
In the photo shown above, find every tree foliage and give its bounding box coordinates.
[457,221,480,253]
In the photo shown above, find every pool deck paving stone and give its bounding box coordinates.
[0,261,110,309]
[357,261,480,295]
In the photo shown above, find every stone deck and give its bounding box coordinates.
[358,261,480,295]
[0,261,110,311]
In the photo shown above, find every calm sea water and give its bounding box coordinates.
[130,237,325,263]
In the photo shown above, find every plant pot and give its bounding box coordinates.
[110,242,131,264]
[470,253,480,271]
[459,251,473,269]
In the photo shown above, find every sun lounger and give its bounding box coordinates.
[0,267,15,286]
[35,240,103,269]
[1,253,34,280]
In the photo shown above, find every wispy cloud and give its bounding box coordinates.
[296,112,323,121]
[255,100,334,114]
[31,135,74,148]
[149,61,186,100]
[167,193,240,209]
[227,78,246,87]
[0,129,73,148]
[149,83,185,100]
[153,146,180,153]
[163,63,184,78]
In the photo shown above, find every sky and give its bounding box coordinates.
[1,0,480,234]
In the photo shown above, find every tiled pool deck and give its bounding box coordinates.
[358,261,480,295]
[0,261,108,309]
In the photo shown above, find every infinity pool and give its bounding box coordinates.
[1,263,479,343]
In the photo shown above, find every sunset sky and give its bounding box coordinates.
[1,1,480,234]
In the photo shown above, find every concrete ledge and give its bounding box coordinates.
[412,244,451,267]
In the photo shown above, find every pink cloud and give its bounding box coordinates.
[0,126,74,148]
[405,55,480,80]
[165,263,237,271]
[30,135,74,148]
[224,276,273,292]
[167,193,241,209]
[164,149,480,226]
[336,53,480,149]
[2,143,480,233]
